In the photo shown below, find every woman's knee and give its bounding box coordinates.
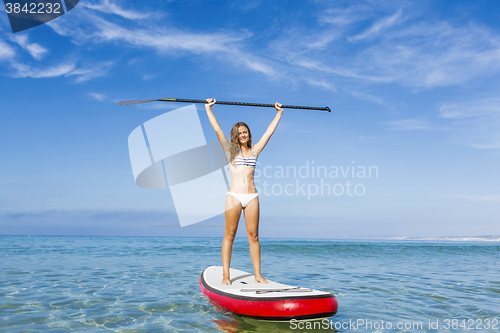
[224,231,237,242]
[247,232,259,243]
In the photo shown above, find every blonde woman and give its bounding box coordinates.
[205,98,283,285]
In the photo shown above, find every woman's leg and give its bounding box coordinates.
[222,194,242,285]
[244,197,268,283]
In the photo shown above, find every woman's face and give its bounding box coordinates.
[238,126,249,145]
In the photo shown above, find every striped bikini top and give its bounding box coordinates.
[230,149,257,168]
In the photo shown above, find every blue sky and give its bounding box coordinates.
[1,0,499,238]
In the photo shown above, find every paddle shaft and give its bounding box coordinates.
[117,98,331,112]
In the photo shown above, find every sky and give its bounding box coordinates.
[1,0,499,238]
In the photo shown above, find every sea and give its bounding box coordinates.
[1,236,499,332]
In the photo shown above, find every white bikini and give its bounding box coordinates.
[227,149,258,208]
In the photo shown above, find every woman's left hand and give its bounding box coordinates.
[274,102,283,112]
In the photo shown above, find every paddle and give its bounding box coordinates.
[117,98,331,112]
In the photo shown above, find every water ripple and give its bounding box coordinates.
[1,236,499,332]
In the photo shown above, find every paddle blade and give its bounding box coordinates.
[117,98,180,106]
[117,99,160,106]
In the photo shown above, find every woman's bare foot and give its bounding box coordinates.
[221,276,231,285]
[255,275,269,283]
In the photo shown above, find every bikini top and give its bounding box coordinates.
[230,149,257,168]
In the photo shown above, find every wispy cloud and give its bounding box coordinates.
[10,60,114,82]
[304,31,342,49]
[279,3,500,92]
[5,0,500,101]
[237,0,262,11]
[91,20,247,55]
[349,8,403,41]
[319,5,373,27]
[58,5,279,78]
[0,38,16,60]
[9,35,48,60]
[451,117,500,149]
[439,99,500,119]
[372,22,500,88]
[385,119,438,131]
[454,195,500,202]
[232,52,277,76]
[71,61,115,83]
[438,98,500,149]
[141,74,157,80]
[345,89,386,106]
[79,0,152,20]
[47,4,245,53]
[469,142,500,149]
[45,4,278,77]
[305,78,337,92]
[89,92,107,102]
[10,61,76,79]
[283,56,393,83]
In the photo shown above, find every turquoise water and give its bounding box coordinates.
[1,236,499,332]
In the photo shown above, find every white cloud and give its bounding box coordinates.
[349,8,403,41]
[48,7,247,54]
[385,119,437,131]
[71,61,115,83]
[285,56,393,83]
[0,39,16,60]
[79,0,151,20]
[89,92,106,101]
[10,62,76,78]
[2,1,277,83]
[346,89,385,106]
[239,0,262,10]
[455,195,500,202]
[141,74,157,80]
[353,22,500,88]
[439,99,500,119]
[277,4,500,92]
[450,116,500,149]
[305,32,341,49]
[232,52,277,76]
[9,60,114,82]
[305,78,337,92]
[7,0,500,99]
[47,8,277,77]
[319,5,372,27]
[9,35,48,60]
[97,23,244,54]
[437,98,500,149]
[469,142,500,149]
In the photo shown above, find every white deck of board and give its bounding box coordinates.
[202,266,330,299]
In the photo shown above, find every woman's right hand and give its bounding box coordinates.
[206,98,216,107]
[274,102,283,112]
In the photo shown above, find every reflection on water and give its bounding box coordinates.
[210,313,341,333]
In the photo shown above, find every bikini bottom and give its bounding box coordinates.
[227,192,258,208]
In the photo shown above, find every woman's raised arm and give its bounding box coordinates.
[252,102,283,156]
[205,98,229,144]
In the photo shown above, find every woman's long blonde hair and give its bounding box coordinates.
[228,122,252,165]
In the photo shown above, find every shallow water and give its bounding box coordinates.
[1,236,499,332]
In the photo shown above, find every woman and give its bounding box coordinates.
[205,98,283,285]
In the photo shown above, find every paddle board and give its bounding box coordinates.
[200,266,338,321]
